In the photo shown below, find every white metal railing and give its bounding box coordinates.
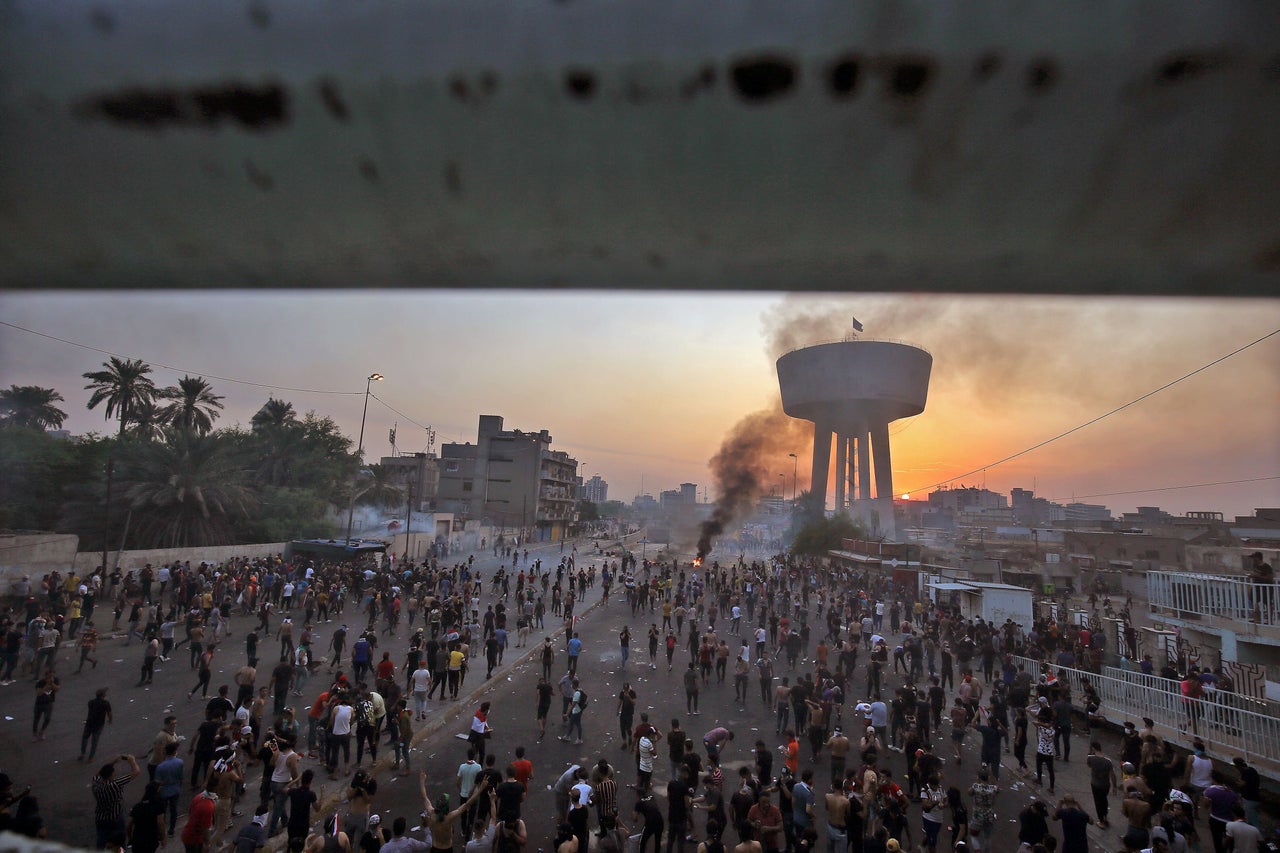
[1009,654,1280,779]
[1100,666,1280,718]
[1147,571,1280,626]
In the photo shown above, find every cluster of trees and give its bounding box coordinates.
[0,358,403,551]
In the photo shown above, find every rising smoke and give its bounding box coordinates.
[696,405,809,559]
[699,294,1158,557]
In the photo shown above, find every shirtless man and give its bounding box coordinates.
[824,780,852,853]
[234,662,257,708]
[732,830,762,853]
[826,727,851,787]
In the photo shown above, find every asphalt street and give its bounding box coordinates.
[365,559,1124,853]
[0,535,607,847]
[4,541,1131,853]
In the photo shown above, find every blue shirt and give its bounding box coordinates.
[791,781,814,828]
[568,638,582,657]
[156,756,184,799]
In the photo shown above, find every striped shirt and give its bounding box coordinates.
[92,773,134,823]
[595,778,619,817]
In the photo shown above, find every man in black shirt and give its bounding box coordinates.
[206,686,235,722]
[81,686,113,762]
[1233,756,1262,827]
[754,741,774,784]
[668,771,693,853]
[632,793,664,853]
[495,766,526,822]
[189,714,224,787]
[475,755,503,826]
[286,769,319,851]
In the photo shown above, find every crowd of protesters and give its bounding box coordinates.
[1,543,1272,853]
[515,551,1269,853]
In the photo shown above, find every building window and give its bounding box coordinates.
[1144,550,1159,560]
[462,482,473,492]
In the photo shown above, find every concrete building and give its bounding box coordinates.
[930,486,1008,514]
[1010,487,1064,526]
[581,475,608,504]
[777,336,931,539]
[1063,529,1188,574]
[1064,502,1113,523]
[377,451,440,511]
[436,415,578,541]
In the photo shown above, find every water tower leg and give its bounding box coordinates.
[811,422,833,515]
[857,429,871,501]
[871,421,896,539]
[834,433,848,513]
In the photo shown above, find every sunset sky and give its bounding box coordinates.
[2,290,1277,520]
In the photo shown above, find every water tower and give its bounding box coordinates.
[776,328,931,539]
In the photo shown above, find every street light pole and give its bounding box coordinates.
[345,372,384,545]
[788,452,798,504]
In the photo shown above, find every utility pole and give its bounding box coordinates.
[405,482,415,562]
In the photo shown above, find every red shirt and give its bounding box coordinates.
[376,659,396,680]
[309,691,331,720]
[181,793,217,845]
[785,739,799,774]
[512,758,534,789]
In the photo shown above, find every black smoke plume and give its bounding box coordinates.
[696,406,808,559]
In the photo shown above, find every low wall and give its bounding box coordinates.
[0,533,80,584]
[71,542,288,574]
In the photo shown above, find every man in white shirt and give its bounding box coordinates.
[637,734,657,790]
[1223,806,1262,853]
[327,696,354,779]
[411,660,432,719]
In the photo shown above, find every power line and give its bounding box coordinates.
[1047,474,1280,503]
[900,327,1280,496]
[368,392,437,437]
[0,319,364,396]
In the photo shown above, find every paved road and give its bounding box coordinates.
[364,557,1128,853]
[5,541,1155,853]
[0,535,613,848]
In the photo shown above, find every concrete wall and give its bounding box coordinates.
[71,542,287,574]
[0,533,80,584]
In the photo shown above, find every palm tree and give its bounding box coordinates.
[127,398,168,442]
[83,357,157,437]
[352,463,406,508]
[0,385,68,430]
[118,431,255,548]
[251,397,297,431]
[83,357,159,571]
[159,375,224,435]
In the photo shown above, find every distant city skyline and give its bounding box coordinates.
[1,291,1277,520]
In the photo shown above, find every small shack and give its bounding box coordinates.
[928,579,1033,629]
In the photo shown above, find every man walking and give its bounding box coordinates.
[80,686,113,763]
[1086,740,1117,829]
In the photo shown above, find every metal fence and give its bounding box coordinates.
[1147,571,1280,626]
[1099,666,1280,718]
[1009,654,1280,779]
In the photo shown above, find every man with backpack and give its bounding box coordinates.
[559,678,587,744]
